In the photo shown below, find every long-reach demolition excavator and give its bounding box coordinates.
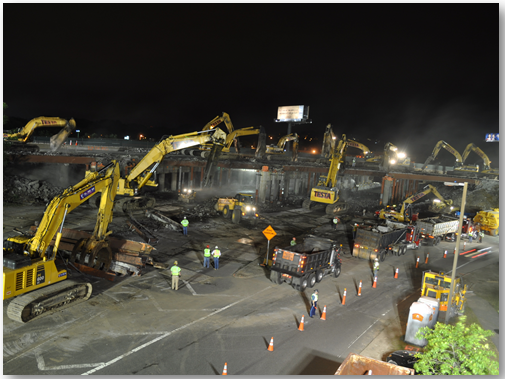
[421,140,478,173]
[377,184,455,223]
[3,161,122,323]
[460,143,499,177]
[303,134,348,215]
[88,128,228,211]
[3,116,77,152]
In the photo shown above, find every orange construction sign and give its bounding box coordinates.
[262,225,277,240]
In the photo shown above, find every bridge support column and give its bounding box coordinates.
[279,171,285,202]
[294,171,301,196]
[259,166,270,203]
[158,173,165,192]
[271,170,279,202]
[381,176,393,205]
[171,167,178,191]
[284,171,291,199]
[255,169,261,204]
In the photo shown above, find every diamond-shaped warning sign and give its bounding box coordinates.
[262,225,277,241]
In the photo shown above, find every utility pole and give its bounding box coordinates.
[444,182,468,324]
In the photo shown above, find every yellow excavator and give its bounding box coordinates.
[3,116,77,152]
[421,140,478,173]
[461,143,499,176]
[86,128,227,211]
[3,161,121,322]
[303,134,348,215]
[377,184,454,223]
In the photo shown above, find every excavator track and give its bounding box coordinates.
[6,280,92,323]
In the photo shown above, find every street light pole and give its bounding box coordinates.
[444,182,468,324]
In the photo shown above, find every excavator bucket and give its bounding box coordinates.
[49,118,77,151]
[255,126,266,158]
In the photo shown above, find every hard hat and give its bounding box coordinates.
[207,245,209,248]
[375,258,378,261]
[174,261,178,265]
[184,216,187,219]
[215,246,218,249]
[314,289,319,292]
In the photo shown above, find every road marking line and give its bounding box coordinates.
[81,286,272,375]
[36,353,104,371]
[183,280,197,295]
[348,319,380,348]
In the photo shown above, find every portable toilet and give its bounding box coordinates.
[405,301,435,346]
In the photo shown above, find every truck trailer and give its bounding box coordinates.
[353,223,416,262]
[269,238,342,292]
[416,216,459,246]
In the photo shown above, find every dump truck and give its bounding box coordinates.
[335,353,415,375]
[353,223,416,262]
[473,209,499,236]
[214,193,259,225]
[416,216,459,246]
[269,238,342,292]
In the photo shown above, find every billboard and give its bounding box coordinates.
[275,105,310,122]
[485,133,499,142]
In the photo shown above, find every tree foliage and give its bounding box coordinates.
[414,316,499,375]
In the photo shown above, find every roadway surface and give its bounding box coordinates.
[3,201,499,375]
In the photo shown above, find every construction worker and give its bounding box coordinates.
[309,289,318,318]
[373,257,379,278]
[353,223,358,239]
[203,245,211,268]
[170,261,181,290]
[212,246,221,270]
[181,216,189,236]
[333,216,339,230]
[363,209,366,217]
[352,157,356,167]
[479,230,484,243]
[291,237,297,246]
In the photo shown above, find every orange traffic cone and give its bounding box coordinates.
[372,276,377,288]
[298,316,305,331]
[394,268,398,279]
[415,257,419,268]
[342,288,347,305]
[425,253,429,264]
[321,306,327,320]
[357,280,362,296]
[222,363,228,375]
[443,250,447,258]
[453,247,457,255]
[267,337,274,351]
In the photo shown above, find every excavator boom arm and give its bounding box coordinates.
[26,161,120,257]
[461,143,492,170]
[125,128,226,190]
[4,117,76,143]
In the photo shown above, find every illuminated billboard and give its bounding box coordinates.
[485,133,499,142]
[275,105,310,122]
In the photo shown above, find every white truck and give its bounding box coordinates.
[416,216,459,246]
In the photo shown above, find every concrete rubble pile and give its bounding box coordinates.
[3,175,64,204]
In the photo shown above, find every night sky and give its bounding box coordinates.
[3,3,500,166]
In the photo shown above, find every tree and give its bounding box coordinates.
[414,316,499,375]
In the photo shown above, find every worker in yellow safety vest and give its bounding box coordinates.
[181,216,189,236]
[203,245,211,268]
[212,246,221,270]
[171,261,181,290]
